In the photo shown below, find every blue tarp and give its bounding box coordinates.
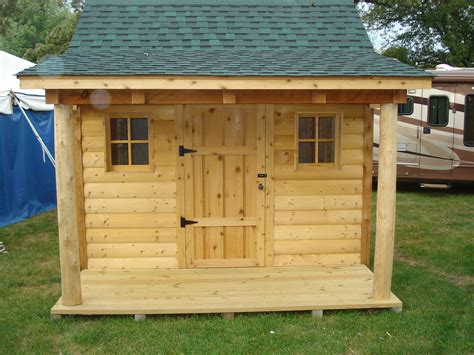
[0,106,56,227]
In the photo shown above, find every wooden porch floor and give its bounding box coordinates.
[51,265,402,316]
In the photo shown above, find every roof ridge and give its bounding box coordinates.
[86,0,354,5]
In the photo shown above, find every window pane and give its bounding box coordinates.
[299,117,316,139]
[131,118,148,140]
[110,118,128,140]
[131,143,149,165]
[318,117,336,139]
[398,96,414,116]
[465,95,474,147]
[111,143,129,165]
[318,141,335,163]
[428,96,449,126]
[298,142,315,163]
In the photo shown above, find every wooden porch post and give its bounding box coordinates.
[54,105,82,306]
[372,103,398,300]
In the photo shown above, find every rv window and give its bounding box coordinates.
[465,95,474,147]
[296,115,340,165]
[428,96,449,127]
[398,96,414,116]
[107,115,153,172]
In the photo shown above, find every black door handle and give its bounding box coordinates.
[423,127,431,134]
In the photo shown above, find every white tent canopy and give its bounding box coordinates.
[0,50,53,114]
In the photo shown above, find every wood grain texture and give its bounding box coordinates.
[84,182,176,198]
[88,257,178,269]
[46,89,412,105]
[274,210,362,225]
[55,105,82,305]
[361,106,374,266]
[73,108,87,270]
[49,266,402,315]
[265,104,275,266]
[273,225,361,240]
[83,168,175,183]
[274,239,361,255]
[274,195,362,211]
[255,105,267,266]
[372,104,398,300]
[274,180,362,196]
[22,75,432,90]
[85,198,176,213]
[80,105,179,270]
[175,105,186,268]
[183,105,264,267]
[87,243,177,258]
[85,213,176,228]
[273,254,361,267]
[271,104,366,267]
[86,228,176,243]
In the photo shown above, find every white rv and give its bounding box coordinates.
[374,65,474,182]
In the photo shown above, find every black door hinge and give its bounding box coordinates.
[179,145,197,156]
[180,217,198,228]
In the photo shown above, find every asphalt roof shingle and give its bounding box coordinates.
[19,0,430,77]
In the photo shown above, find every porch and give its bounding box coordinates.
[51,265,402,316]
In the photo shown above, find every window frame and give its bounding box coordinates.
[105,113,154,172]
[398,96,414,116]
[428,95,450,127]
[294,112,343,170]
[464,94,474,147]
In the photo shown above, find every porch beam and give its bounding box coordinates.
[45,89,409,105]
[372,103,398,300]
[55,105,83,306]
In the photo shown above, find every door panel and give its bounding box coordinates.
[184,105,266,268]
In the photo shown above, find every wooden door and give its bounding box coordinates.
[183,105,266,268]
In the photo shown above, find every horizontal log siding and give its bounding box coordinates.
[81,106,178,270]
[272,104,365,267]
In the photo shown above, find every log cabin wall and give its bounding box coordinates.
[80,105,178,269]
[271,104,366,267]
[77,103,368,270]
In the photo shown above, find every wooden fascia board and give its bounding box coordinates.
[20,75,433,90]
[46,89,409,105]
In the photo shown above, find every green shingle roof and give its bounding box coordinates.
[19,0,430,77]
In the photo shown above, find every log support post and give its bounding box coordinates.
[372,103,398,300]
[55,105,82,306]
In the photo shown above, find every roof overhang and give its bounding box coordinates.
[19,75,433,91]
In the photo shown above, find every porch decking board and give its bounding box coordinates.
[51,265,401,315]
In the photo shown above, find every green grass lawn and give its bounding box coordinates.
[0,182,473,353]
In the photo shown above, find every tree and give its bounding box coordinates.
[72,0,85,13]
[357,0,474,68]
[0,0,79,62]
[0,0,19,36]
[25,15,78,63]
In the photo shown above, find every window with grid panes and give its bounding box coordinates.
[297,115,339,165]
[107,115,152,171]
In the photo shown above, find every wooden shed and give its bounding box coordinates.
[18,0,433,318]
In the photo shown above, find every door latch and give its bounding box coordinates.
[179,146,197,156]
[257,173,267,178]
[180,217,198,228]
